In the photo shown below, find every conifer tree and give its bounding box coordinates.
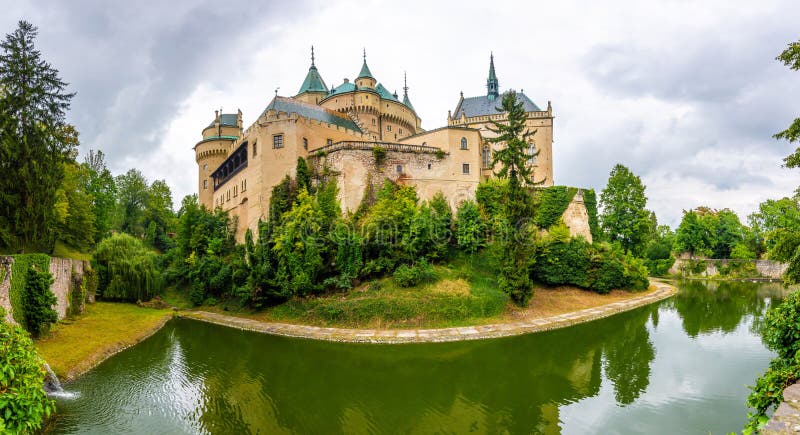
[0,21,77,252]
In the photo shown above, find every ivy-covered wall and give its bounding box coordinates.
[9,254,50,329]
[533,186,579,229]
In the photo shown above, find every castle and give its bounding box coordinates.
[194,50,555,240]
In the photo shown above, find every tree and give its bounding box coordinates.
[83,150,117,241]
[53,162,96,250]
[775,40,800,166]
[144,179,175,251]
[114,169,149,235]
[599,164,654,256]
[0,21,77,252]
[675,209,715,258]
[714,209,745,258]
[455,200,485,253]
[93,233,160,302]
[748,197,800,255]
[272,189,326,296]
[487,91,539,305]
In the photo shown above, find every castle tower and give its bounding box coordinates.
[354,50,376,89]
[402,72,416,112]
[295,46,329,105]
[487,52,499,101]
[194,110,242,209]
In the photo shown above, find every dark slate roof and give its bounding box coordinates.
[261,96,361,132]
[297,65,328,94]
[206,113,238,128]
[453,92,541,118]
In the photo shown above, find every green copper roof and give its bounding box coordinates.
[297,65,328,94]
[206,113,238,128]
[262,96,361,132]
[375,83,398,101]
[297,47,328,94]
[487,53,499,100]
[357,52,374,79]
[328,81,357,97]
[402,93,415,112]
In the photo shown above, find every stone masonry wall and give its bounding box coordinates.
[0,256,89,325]
[669,258,787,279]
[561,190,593,243]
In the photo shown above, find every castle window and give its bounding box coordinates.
[427,163,431,170]
[203,179,208,190]
[372,118,376,126]
[227,190,230,201]
[396,165,403,174]
[327,138,333,145]
[203,164,207,171]
[399,128,403,135]
[242,179,246,191]
[252,142,257,157]
[387,125,392,132]
[303,138,308,150]
[461,137,468,150]
[234,185,238,197]
[462,163,470,174]
[273,134,284,149]
[528,142,537,164]
[482,145,492,168]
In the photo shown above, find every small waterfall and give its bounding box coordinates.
[43,362,62,393]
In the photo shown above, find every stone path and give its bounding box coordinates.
[180,281,677,344]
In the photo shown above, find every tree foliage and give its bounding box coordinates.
[599,164,654,256]
[93,233,160,302]
[0,21,77,252]
[775,40,800,166]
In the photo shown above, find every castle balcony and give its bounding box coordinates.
[210,142,248,191]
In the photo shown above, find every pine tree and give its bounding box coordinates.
[0,21,76,252]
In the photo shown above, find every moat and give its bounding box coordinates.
[48,280,788,434]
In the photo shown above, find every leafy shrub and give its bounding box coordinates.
[0,320,55,433]
[583,189,601,241]
[643,257,675,277]
[476,179,509,218]
[534,236,591,288]
[69,266,86,317]
[372,146,386,166]
[83,266,98,300]
[93,233,161,302]
[393,259,434,288]
[745,291,800,432]
[22,266,57,337]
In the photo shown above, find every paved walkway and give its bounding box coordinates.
[181,281,677,344]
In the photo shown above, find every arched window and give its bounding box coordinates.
[460,137,468,150]
[482,145,491,168]
[528,142,537,164]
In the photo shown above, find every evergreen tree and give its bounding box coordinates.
[22,265,57,337]
[0,21,76,252]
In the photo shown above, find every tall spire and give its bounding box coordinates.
[296,45,328,95]
[402,71,415,112]
[487,52,499,101]
[357,48,374,79]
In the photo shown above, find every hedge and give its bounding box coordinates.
[9,254,50,329]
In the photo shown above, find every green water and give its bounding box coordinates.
[48,280,789,434]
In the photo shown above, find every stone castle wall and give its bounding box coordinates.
[0,256,89,325]
[669,258,788,279]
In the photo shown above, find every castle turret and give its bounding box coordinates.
[354,49,376,89]
[295,46,329,105]
[487,52,499,101]
[195,110,242,209]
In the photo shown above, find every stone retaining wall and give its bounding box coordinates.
[762,383,800,434]
[669,258,787,279]
[0,256,90,325]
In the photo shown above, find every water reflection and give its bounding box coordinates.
[49,281,789,434]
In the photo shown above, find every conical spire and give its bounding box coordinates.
[357,48,374,79]
[487,52,499,101]
[402,71,415,112]
[297,45,328,94]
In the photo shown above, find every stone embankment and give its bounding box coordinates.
[762,384,800,434]
[669,258,787,279]
[182,281,677,344]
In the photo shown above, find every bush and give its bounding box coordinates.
[93,233,161,302]
[0,319,55,433]
[22,266,57,337]
[372,146,386,166]
[455,201,485,253]
[643,256,676,277]
[393,259,434,288]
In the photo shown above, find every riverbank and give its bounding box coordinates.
[181,280,677,343]
[34,302,172,381]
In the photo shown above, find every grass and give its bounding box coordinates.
[52,240,91,261]
[34,302,172,380]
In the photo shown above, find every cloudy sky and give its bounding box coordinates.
[2,0,799,226]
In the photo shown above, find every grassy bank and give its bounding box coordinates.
[34,302,172,380]
[196,252,656,329]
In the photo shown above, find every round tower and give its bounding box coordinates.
[295,46,329,105]
[354,50,376,89]
[195,110,241,209]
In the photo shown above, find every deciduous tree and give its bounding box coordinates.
[599,164,654,256]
